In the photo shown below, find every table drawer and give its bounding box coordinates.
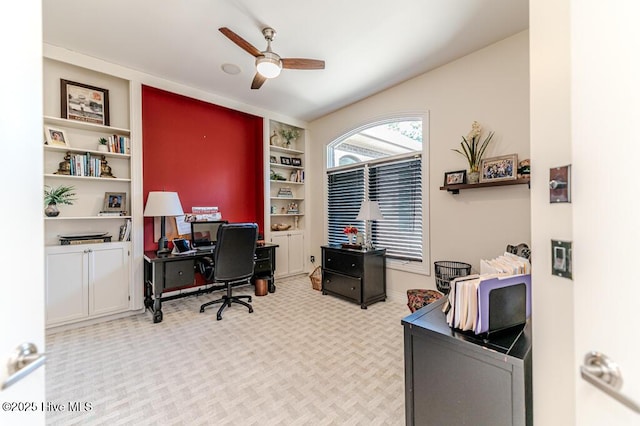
[323,270,362,303]
[164,259,195,290]
[323,250,363,276]
[254,259,271,276]
[255,247,272,260]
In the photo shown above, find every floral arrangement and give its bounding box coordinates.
[279,127,300,146]
[343,225,358,235]
[452,121,494,173]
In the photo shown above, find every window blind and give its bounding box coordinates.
[370,157,422,261]
[327,168,365,245]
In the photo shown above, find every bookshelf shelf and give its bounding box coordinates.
[44,173,132,182]
[44,216,132,220]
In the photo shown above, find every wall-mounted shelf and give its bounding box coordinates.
[440,178,530,194]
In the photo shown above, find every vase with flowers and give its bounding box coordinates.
[279,127,299,148]
[343,225,358,244]
[452,121,494,184]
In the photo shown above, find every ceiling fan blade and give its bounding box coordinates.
[219,27,262,57]
[281,58,325,70]
[251,73,267,90]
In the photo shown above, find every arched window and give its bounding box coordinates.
[326,116,428,271]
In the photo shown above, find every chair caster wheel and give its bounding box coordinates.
[153,311,163,323]
[248,297,252,302]
[216,315,222,321]
[199,307,205,313]
[249,308,254,313]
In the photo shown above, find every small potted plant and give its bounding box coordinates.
[343,225,358,244]
[452,121,494,184]
[98,137,109,152]
[278,127,300,148]
[44,185,76,217]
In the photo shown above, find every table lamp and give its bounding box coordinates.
[356,200,384,249]
[143,191,184,255]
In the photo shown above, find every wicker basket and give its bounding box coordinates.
[309,265,322,291]
[434,261,472,294]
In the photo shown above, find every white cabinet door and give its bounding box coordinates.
[89,243,130,316]
[271,233,289,278]
[45,247,89,326]
[287,232,304,274]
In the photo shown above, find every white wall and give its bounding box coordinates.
[308,31,531,301]
[530,0,575,424]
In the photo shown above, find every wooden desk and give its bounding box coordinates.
[144,243,277,323]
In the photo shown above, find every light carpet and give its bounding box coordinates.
[45,274,409,425]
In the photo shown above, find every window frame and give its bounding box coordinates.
[325,113,430,275]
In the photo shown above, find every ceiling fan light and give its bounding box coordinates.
[256,54,282,78]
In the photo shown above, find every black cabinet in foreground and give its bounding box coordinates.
[402,297,532,426]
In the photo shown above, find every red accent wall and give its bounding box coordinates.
[142,85,264,252]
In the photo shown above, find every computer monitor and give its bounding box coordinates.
[190,220,228,248]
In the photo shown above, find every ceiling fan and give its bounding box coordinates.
[219,27,325,90]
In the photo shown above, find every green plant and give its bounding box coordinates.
[99,137,108,145]
[44,185,76,206]
[278,128,299,144]
[452,121,494,172]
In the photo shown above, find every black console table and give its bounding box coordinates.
[144,243,277,323]
[321,245,386,309]
[402,297,532,426]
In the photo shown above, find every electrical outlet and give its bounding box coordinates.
[310,255,315,263]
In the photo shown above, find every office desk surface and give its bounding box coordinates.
[143,243,278,323]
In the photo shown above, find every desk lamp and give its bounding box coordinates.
[356,200,384,249]
[143,191,184,255]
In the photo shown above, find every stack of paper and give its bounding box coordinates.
[480,252,530,275]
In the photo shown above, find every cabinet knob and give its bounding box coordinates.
[178,271,183,275]
[351,263,355,267]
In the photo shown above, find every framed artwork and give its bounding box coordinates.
[44,126,69,147]
[444,170,466,185]
[280,156,292,165]
[270,155,277,164]
[103,192,126,212]
[60,79,110,126]
[480,154,518,183]
[291,157,302,167]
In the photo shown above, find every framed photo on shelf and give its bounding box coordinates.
[270,155,277,164]
[60,79,110,126]
[480,154,518,183]
[44,126,69,147]
[280,156,292,165]
[103,192,126,212]
[444,170,466,185]
[291,157,302,167]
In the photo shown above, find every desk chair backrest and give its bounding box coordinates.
[213,223,258,283]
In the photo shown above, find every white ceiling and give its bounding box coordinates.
[43,0,528,122]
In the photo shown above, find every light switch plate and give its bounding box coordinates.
[551,240,572,279]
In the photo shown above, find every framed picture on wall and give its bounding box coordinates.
[60,79,110,126]
[291,157,302,167]
[280,156,291,165]
[480,154,518,183]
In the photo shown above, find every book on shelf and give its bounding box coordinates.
[107,135,130,154]
[277,188,293,197]
[119,219,132,241]
[98,211,127,216]
[60,235,112,245]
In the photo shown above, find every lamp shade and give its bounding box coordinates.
[356,200,384,221]
[143,191,184,217]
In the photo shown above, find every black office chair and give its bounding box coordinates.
[199,223,258,320]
